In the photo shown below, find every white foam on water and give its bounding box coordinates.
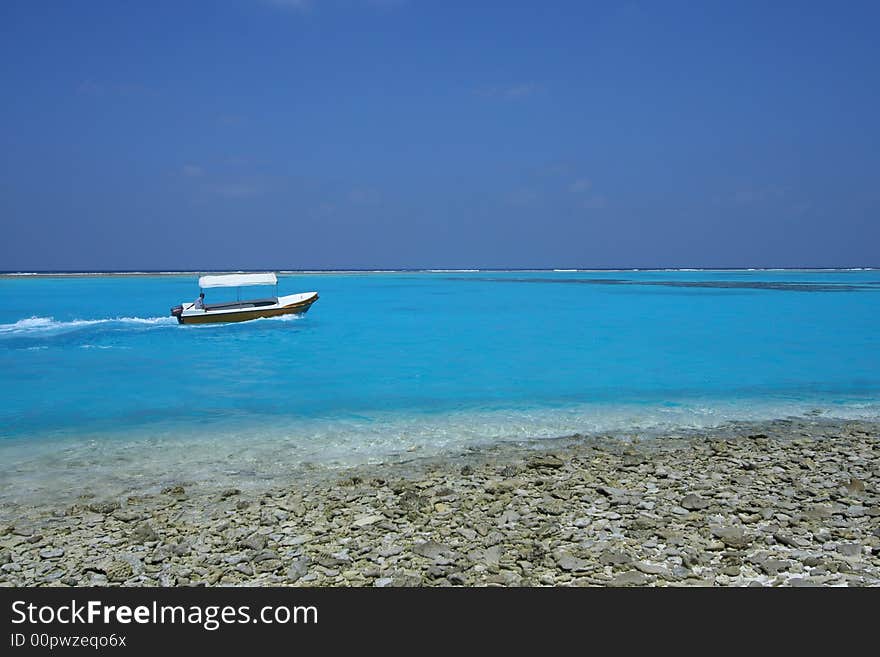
[184,313,304,329]
[256,313,303,323]
[0,315,177,336]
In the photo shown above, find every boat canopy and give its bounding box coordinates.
[198,273,278,289]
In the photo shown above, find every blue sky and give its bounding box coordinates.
[1,1,878,270]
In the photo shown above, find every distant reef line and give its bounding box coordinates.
[1,267,878,279]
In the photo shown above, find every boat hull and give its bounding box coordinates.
[177,294,318,324]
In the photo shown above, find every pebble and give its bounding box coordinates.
[38,547,64,560]
[0,418,877,588]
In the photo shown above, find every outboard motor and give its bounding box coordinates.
[170,305,184,323]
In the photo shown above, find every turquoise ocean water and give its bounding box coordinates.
[1,270,879,505]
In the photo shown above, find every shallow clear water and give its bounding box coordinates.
[1,270,879,505]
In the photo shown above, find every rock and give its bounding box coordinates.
[447,572,467,586]
[412,541,455,563]
[482,545,503,566]
[390,571,423,587]
[398,491,424,512]
[537,500,566,516]
[352,514,384,528]
[710,526,752,549]
[425,565,450,580]
[486,570,522,586]
[88,501,120,514]
[170,542,191,557]
[599,550,632,566]
[596,485,631,498]
[239,534,268,551]
[527,455,564,469]
[555,552,591,572]
[286,557,311,583]
[327,549,351,565]
[803,504,833,520]
[623,453,646,467]
[681,494,710,511]
[629,515,657,530]
[112,510,141,522]
[39,547,64,560]
[670,565,691,580]
[760,560,790,576]
[608,570,649,586]
[3,419,879,589]
[633,561,667,576]
[118,554,144,576]
[104,559,133,583]
[845,478,865,495]
[131,523,159,543]
[773,533,807,548]
[788,577,824,587]
[162,485,185,495]
[252,550,279,563]
[460,465,474,476]
[838,543,862,557]
[498,509,520,525]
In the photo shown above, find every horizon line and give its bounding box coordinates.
[2,266,878,277]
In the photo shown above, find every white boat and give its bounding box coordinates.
[170,273,318,325]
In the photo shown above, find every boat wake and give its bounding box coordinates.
[0,315,177,336]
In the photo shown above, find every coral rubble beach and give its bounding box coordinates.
[1,417,878,587]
